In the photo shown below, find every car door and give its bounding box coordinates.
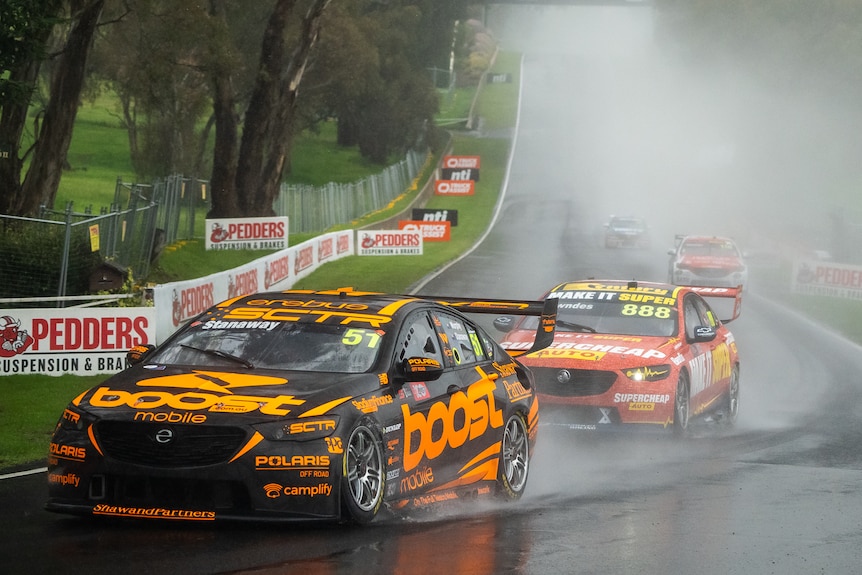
[425,309,505,481]
[389,309,452,499]
[683,294,731,413]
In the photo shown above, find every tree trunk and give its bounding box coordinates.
[0,62,42,215]
[19,0,105,215]
[232,0,330,217]
[206,0,240,218]
[234,0,294,217]
[0,1,58,216]
[252,0,329,216]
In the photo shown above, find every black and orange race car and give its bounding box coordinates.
[495,280,740,434]
[46,288,556,523]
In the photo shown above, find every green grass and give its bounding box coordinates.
[286,121,400,186]
[474,53,521,132]
[0,375,103,470]
[57,96,135,210]
[776,292,862,343]
[292,137,510,293]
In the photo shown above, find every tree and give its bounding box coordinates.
[89,1,226,179]
[0,0,105,216]
[208,0,331,218]
[302,0,467,165]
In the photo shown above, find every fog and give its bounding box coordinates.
[484,4,862,262]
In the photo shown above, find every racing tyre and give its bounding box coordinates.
[672,371,690,437]
[496,412,530,500]
[341,420,385,524]
[721,365,740,426]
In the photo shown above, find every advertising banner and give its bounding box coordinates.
[792,259,862,299]
[205,216,289,250]
[153,230,354,343]
[440,167,480,181]
[0,308,157,376]
[411,208,458,226]
[434,180,475,196]
[443,155,481,169]
[398,220,451,242]
[357,230,423,256]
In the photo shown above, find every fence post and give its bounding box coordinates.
[57,201,74,303]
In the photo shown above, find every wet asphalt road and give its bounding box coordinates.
[4,5,862,574]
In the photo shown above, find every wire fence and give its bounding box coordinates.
[1,148,428,305]
[275,148,428,233]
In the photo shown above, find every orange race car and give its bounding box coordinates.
[495,280,741,434]
[46,288,557,524]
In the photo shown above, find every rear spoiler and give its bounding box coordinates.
[688,285,743,323]
[418,296,559,357]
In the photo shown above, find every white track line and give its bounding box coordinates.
[410,53,526,294]
[1,467,48,480]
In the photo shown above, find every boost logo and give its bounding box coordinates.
[401,379,502,471]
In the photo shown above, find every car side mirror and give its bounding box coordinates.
[401,356,444,381]
[493,316,514,332]
[691,326,717,343]
[126,344,156,366]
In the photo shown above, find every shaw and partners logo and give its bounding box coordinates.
[87,371,303,416]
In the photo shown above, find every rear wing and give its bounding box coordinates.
[689,285,743,323]
[418,295,559,357]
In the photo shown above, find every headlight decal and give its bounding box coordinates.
[87,424,104,456]
[72,389,89,407]
[229,431,265,463]
[623,364,672,382]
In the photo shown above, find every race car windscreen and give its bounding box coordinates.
[681,239,740,257]
[517,297,678,338]
[148,322,383,373]
[610,217,645,231]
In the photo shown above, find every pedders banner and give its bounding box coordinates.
[0,308,156,376]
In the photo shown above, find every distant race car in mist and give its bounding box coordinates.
[603,215,650,248]
[495,280,741,435]
[46,288,558,524]
[667,235,748,289]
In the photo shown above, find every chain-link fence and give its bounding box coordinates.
[274,148,428,233]
[0,175,207,305]
[0,210,102,303]
[1,149,427,303]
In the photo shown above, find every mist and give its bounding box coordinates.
[483,3,862,262]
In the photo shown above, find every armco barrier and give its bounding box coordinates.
[152,230,354,344]
[1,230,355,376]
